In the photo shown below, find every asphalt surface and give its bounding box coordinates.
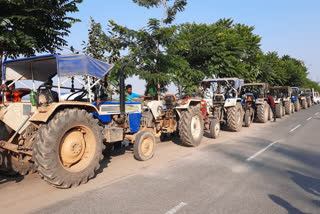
[1,105,320,214]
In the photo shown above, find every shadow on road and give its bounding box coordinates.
[288,171,320,198]
[0,174,24,185]
[269,194,310,214]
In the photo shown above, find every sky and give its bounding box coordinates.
[64,0,320,94]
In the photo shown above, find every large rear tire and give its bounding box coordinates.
[179,106,204,147]
[302,99,307,109]
[134,131,155,161]
[33,109,104,188]
[209,119,220,139]
[307,98,312,107]
[257,102,269,123]
[227,103,243,132]
[276,103,283,118]
[284,101,291,115]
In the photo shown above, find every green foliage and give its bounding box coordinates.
[0,0,82,79]
[82,17,106,60]
[132,0,187,24]
[165,19,262,92]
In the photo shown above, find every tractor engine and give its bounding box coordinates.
[159,95,177,133]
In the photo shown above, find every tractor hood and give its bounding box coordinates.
[2,54,114,82]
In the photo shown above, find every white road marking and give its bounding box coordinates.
[307,117,312,121]
[165,202,187,214]
[289,124,301,133]
[315,112,319,115]
[246,140,279,162]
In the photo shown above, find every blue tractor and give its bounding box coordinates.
[0,54,204,188]
[291,87,301,111]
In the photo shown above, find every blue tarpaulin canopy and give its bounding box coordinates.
[2,54,114,82]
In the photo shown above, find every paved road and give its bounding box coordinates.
[1,105,320,214]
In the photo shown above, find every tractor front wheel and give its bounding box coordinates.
[294,100,300,112]
[134,131,155,161]
[209,119,220,139]
[244,109,253,127]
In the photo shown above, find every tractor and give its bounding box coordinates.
[311,89,320,104]
[304,88,313,107]
[291,87,301,112]
[240,83,271,127]
[269,86,295,116]
[0,54,204,188]
[269,87,286,118]
[297,88,309,109]
[200,78,244,139]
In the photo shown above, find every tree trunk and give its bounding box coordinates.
[156,0,167,101]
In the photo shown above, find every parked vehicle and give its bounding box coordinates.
[240,83,271,126]
[304,89,313,107]
[298,88,309,109]
[0,54,204,188]
[200,78,244,138]
[312,89,320,104]
[291,87,301,112]
[269,86,295,117]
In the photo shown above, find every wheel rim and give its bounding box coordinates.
[191,115,201,139]
[140,137,154,157]
[59,126,96,172]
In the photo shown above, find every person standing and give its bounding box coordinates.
[267,93,276,122]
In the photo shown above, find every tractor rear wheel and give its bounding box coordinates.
[33,109,104,188]
[209,119,220,139]
[227,103,243,132]
[307,98,312,107]
[276,103,283,118]
[257,102,269,123]
[284,101,291,115]
[179,106,204,147]
[134,131,155,161]
[294,100,300,112]
[302,99,307,109]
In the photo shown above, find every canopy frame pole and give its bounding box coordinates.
[74,77,86,87]
[87,77,92,103]
[31,62,35,91]
[90,78,102,89]
[56,58,61,101]
[61,78,69,86]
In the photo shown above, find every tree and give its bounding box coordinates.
[0,0,83,80]
[82,17,106,60]
[166,19,262,92]
[103,0,187,99]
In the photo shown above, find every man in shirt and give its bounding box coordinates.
[267,93,276,122]
[0,81,31,102]
[125,84,150,101]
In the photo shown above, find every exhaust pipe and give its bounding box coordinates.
[116,62,127,123]
[120,68,125,117]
